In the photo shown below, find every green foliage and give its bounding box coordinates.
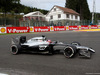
[95,13,100,20]
[11,11,15,15]
[0,0,48,15]
[65,0,91,20]
[65,0,76,11]
[0,0,12,12]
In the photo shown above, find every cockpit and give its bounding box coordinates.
[31,37,46,42]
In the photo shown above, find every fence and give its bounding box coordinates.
[0,17,99,27]
[19,19,99,27]
[0,18,19,27]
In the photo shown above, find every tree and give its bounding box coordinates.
[13,0,20,4]
[65,0,91,20]
[0,0,21,25]
[0,0,13,25]
[0,0,21,12]
[65,0,76,11]
[24,7,30,14]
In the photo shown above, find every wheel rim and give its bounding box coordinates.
[64,47,74,58]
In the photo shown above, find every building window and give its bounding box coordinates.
[66,14,69,18]
[58,14,61,18]
[71,15,73,19]
[75,15,77,19]
[50,15,53,19]
[54,8,56,11]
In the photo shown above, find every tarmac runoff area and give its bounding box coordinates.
[75,29,100,32]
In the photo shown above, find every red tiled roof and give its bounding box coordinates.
[56,5,80,15]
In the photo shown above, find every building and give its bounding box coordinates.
[20,6,80,26]
[20,11,46,26]
[23,11,45,21]
[46,5,80,26]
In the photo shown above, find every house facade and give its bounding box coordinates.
[46,5,80,26]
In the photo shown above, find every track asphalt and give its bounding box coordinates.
[0,31,100,75]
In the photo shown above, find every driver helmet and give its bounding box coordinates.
[47,40,52,43]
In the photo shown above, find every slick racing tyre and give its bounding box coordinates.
[64,46,77,58]
[71,41,81,46]
[11,44,21,55]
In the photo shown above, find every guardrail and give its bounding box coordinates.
[0,25,100,33]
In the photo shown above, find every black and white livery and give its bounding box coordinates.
[11,35,95,58]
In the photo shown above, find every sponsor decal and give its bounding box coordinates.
[69,26,79,30]
[34,26,50,32]
[0,27,6,33]
[91,25,98,29]
[30,27,34,32]
[50,26,54,31]
[1,25,100,34]
[79,26,81,30]
[81,26,89,29]
[98,25,100,29]
[7,27,29,33]
[89,25,91,29]
[66,26,69,30]
[54,26,66,31]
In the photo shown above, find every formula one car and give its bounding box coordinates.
[11,35,95,58]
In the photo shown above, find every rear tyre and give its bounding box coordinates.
[11,44,21,55]
[64,46,77,58]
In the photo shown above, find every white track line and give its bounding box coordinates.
[0,73,8,75]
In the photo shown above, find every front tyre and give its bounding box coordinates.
[11,45,21,55]
[64,46,77,58]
